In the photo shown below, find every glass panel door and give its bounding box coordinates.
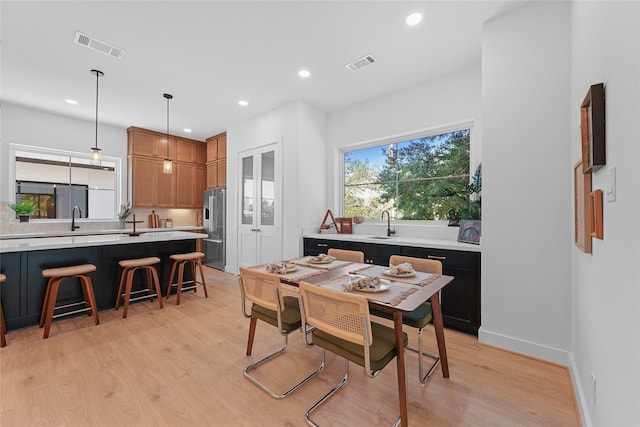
[260,151,275,226]
[241,156,254,225]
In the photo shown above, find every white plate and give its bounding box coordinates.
[382,268,415,277]
[352,283,390,293]
[307,256,335,264]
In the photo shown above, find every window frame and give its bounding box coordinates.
[9,143,123,223]
[338,121,474,223]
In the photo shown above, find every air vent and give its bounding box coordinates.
[345,54,376,72]
[74,31,125,59]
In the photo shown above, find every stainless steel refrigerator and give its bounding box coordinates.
[203,188,226,270]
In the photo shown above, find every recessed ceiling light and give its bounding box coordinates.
[406,12,423,26]
[183,128,192,133]
[65,99,78,105]
[298,69,311,78]
[238,100,249,106]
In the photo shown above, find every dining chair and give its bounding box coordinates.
[298,281,407,427]
[327,248,364,263]
[370,255,442,384]
[238,267,323,399]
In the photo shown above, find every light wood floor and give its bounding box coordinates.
[0,267,580,426]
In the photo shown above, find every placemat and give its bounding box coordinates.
[291,257,353,270]
[350,265,440,286]
[250,265,325,283]
[317,275,418,306]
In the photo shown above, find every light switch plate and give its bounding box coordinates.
[606,167,616,202]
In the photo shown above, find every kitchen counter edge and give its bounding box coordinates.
[303,233,481,252]
[0,231,207,253]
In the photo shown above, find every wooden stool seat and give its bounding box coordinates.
[39,264,99,339]
[165,251,208,305]
[118,257,160,269]
[1,273,7,347]
[115,257,163,318]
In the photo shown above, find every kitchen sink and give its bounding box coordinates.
[369,236,392,240]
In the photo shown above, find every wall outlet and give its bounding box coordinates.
[606,167,616,202]
[591,372,597,406]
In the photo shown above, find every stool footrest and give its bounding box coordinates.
[52,306,92,319]
[128,293,159,303]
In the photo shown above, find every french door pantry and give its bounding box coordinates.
[237,143,282,268]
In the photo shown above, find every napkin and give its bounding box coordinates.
[344,275,381,291]
[265,262,296,274]
[387,262,415,275]
[310,253,331,262]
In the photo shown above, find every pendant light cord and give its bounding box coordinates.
[164,93,173,158]
[91,69,104,150]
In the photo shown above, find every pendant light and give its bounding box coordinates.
[90,69,104,165]
[162,93,173,174]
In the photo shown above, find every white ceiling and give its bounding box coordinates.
[1,1,523,142]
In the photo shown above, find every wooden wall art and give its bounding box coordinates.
[590,189,603,239]
[574,160,592,253]
[581,83,606,173]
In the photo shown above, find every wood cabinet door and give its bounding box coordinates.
[176,140,195,163]
[130,131,156,157]
[176,163,195,207]
[155,161,176,207]
[195,166,206,206]
[207,163,218,189]
[195,143,207,165]
[207,137,218,162]
[131,157,157,207]
[217,134,227,158]
[217,160,226,187]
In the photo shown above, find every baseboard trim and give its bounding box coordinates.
[568,352,593,427]
[478,327,569,365]
[478,327,591,427]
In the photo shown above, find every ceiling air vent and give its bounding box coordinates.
[74,31,125,59]
[345,54,376,72]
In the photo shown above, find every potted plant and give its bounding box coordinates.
[9,201,37,223]
[117,201,132,228]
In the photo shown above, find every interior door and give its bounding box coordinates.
[238,143,281,268]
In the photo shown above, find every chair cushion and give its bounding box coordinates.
[311,322,408,372]
[170,252,205,262]
[251,296,301,333]
[42,264,96,278]
[118,257,161,268]
[370,302,433,330]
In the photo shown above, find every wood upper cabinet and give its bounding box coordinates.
[128,127,176,159]
[176,164,206,208]
[131,157,176,207]
[128,126,206,208]
[206,132,227,189]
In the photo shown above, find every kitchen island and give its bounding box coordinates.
[0,231,206,330]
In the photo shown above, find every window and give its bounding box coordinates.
[11,144,121,220]
[343,127,472,221]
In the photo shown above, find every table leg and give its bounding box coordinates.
[431,291,449,378]
[394,310,408,427]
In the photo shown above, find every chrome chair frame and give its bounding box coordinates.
[299,282,402,427]
[238,272,323,399]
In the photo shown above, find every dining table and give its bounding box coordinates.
[251,256,454,427]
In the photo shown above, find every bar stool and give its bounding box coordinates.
[115,257,163,318]
[1,273,7,347]
[39,264,100,339]
[165,252,208,305]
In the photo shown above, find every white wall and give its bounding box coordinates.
[1,102,127,203]
[326,64,482,211]
[480,2,572,363]
[571,2,640,426]
[226,101,326,272]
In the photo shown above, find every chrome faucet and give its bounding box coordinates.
[71,205,81,231]
[381,210,395,237]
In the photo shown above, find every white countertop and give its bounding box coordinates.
[0,226,204,240]
[303,233,481,252]
[0,231,207,253]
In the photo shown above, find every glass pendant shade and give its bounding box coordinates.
[90,69,104,166]
[163,159,173,174]
[90,147,102,165]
